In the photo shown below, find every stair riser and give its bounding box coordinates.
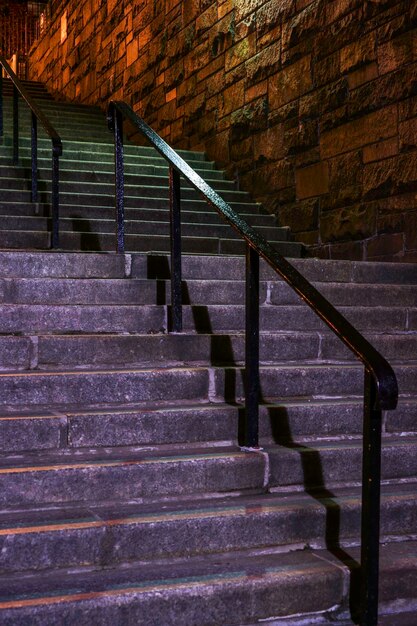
[53,234,303,256]
[0,364,415,407]
[0,453,265,507]
[2,136,207,160]
[141,254,417,285]
[0,252,127,278]
[0,232,301,256]
[0,203,274,226]
[0,180,252,206]
[1,277,416,307]
[0,217,286,242]
[0,251,416,285]
[0,564,344,626]
[0,163,225,180]
[268,441,417,489]
[1,397,415,453]
[1,333,416,374]
[0,304,412,334]
[1,492,415,574]
[0,367,211,406]
[0,402,363,452]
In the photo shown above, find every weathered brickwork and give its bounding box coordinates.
[29,0,417,261]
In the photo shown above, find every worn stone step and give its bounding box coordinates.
[0,229,49,248]
[0,276,416,307]
[0,398,365,451]
[57,232,303,256]
[0,215,285,242]
[0,161,225,181]
[0,363,414,407]
[0,485,415,574]
[0,392,415,453]
[0,230,303,256]
[0,303,413,334]
[0,446,266,507]
[0,176,247,205]
[0,330,415,374]
[11,148,218,171]
[267,436,417,489]
[0,540,414,625]
[0,252,416,285]
[28,332,417,369]
[140,253,417,284]
[0,251,127,278]
[2,135,208,161]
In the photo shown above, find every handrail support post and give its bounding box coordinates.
[51,147,60,248]
[169,166,182,333]
[12,84,18,165]
[0,71,3,143]
[31,112,38,203]
[360,369,382,626]
[244,245,260,447]
[113,108,125,253]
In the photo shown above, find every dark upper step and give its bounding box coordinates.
[0,82,304,256]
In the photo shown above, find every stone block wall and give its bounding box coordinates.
[28,0,417,261]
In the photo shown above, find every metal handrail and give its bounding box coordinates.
[107,100,398,626]
[0,55,62,247]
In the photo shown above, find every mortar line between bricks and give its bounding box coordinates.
[260,450,270,489]
[29,335,38,369]
[208,367,217,402]
[266,281,272,305]
[317,332,323,359]
[124,254,132,278]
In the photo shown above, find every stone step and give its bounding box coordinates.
[0,446,265,507]
[1,252,417,285]
[0,251,127,278]
[0,395,415,452]
[0,438,416,507]
[3,147,218,170]
[0,331,413,372]
[0,539,414,625]
[0,303,413,334]
[2,135,208,161]
[0,202,274,226]
[0,485,415,574]
[0,215,286,242]
[0,184,258,207]
[0,276,416,307]
[141,253,417,284]
[0,231,302,256]
[0,161,225,180]
[0,363,415,407]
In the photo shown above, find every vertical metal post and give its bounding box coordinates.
[51,147,60,248]
[169,166,182,332]
[360,369,382,626]
[31,112,38,203]
[12,84,18,165]
[113,109,125,253]
[0,71,3,142]
[244,244,260,448]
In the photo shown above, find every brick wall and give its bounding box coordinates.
[28,0,417,261]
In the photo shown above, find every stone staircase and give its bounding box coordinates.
[0,82,416,625]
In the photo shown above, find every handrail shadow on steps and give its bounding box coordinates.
[107,100,397,626]
[0,55,62,248]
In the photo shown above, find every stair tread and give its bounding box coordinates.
[0,541,414,625]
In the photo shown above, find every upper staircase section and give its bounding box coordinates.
[0,78,304,257]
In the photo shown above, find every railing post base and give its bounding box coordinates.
[244,245,260,448]
[360,369,382,626]
[169,166,182,333]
